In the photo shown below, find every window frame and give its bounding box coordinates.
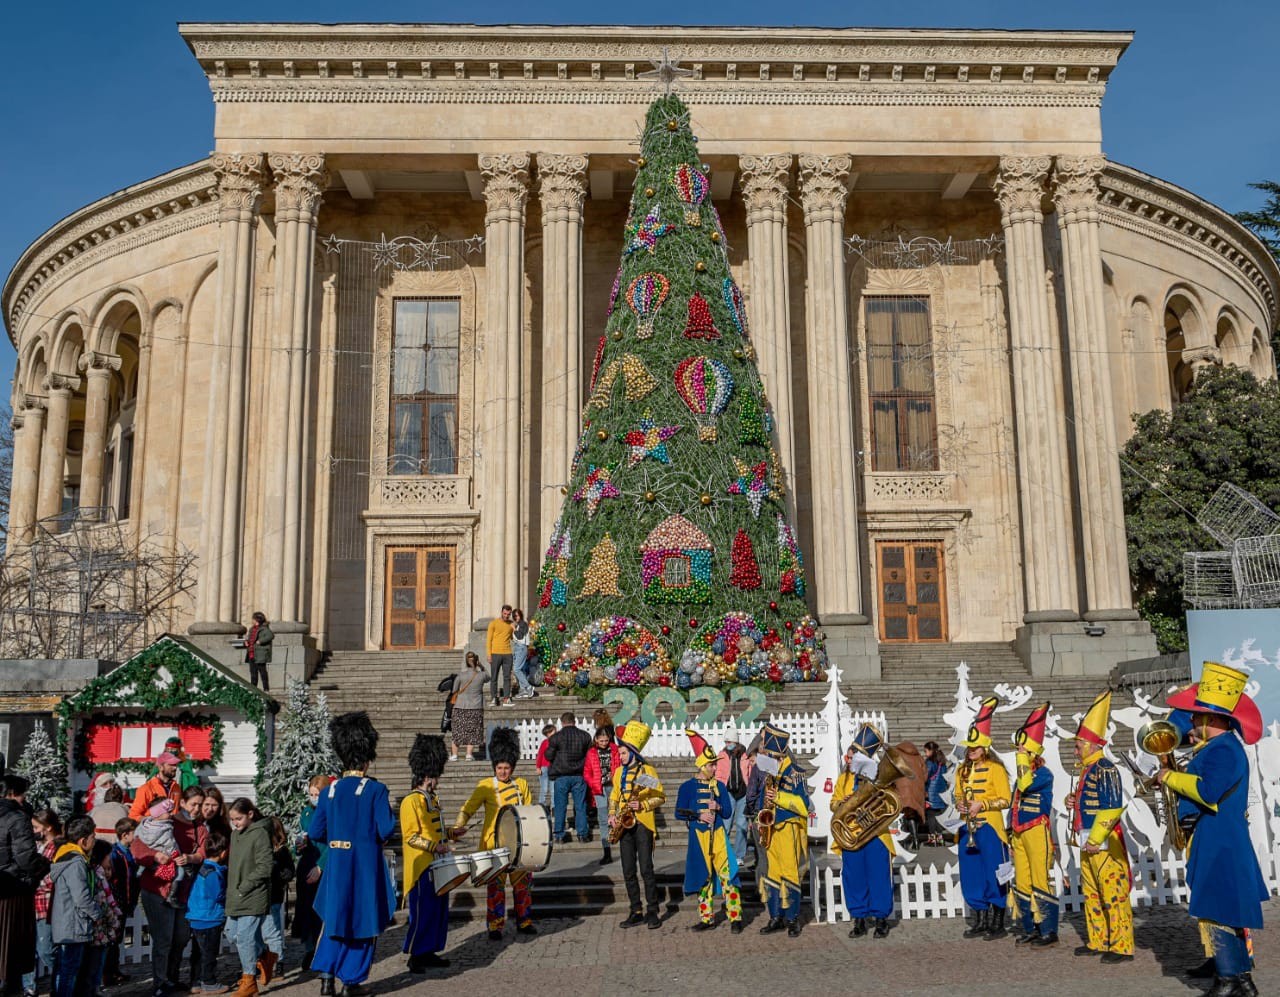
[864,294,939,473]
[388,297,461,476]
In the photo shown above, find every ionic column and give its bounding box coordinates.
[1052,155,1136,618]
[8,397,45,551]
[264,153,328,628]
[798,155,864,624]
[193,153,266,631]
[478,153,530,614]
[36,373,79,524]
[77,351,121,517]
[536,152,588,548]
[994,156,1078,621]
[739,154,796,486]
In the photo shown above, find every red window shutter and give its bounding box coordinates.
[83,723,122,764]
[178,723,214,759]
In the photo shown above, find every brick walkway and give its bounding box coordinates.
[109,899,1276,996]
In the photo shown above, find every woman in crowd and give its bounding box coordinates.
[201,787,231,841]
[266,818,295,979]
[583,724,619,866]
[922,741,950,845]
[448,652,489,762]
[92,784,131,843]
[293,775,331,974]
[510,609,535,699]
[226,798,275,995]
[131,788,201,996]
[3,779,48,997]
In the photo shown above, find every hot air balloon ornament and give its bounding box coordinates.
[672,162,710,226]
[673,355,734,442]
[626,272,671,340]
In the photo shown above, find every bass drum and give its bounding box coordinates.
[496,804,554,873]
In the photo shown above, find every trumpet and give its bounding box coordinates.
[961,785,982,848]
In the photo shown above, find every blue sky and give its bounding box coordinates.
[1,0,1276,394]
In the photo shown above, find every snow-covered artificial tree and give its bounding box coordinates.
[256,678,340,834]
[13,720,71,818]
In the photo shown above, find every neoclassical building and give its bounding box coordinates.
[4,24,1277,678]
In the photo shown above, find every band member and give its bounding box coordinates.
[834,724,894,940]
[454,727,536,941]
[401,735,452,973]
[956,696,1012,940]
[1066,690,1133,962]
[753,723,811,938]
[675,730,742,932]
[610,721,666,929]
[1157,662,1268,996]
[1010,702,1059,948]
[309,712,397,996]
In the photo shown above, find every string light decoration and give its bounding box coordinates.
[531,93,824,692]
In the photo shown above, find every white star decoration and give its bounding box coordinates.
[321,233,343,255]
[638,48,695,94]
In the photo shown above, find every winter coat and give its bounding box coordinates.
[714,748,755,800]
[544,725,592,779]
[0,796,47,898]
[185,860,228,930]
[108,842,141,917]
[49,844,101,945]
[269,843,295,906]
[227,817,273,917]
[584,743,620,797]
[249,624,274,665]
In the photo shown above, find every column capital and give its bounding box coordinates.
[479,153,531,224]
[739,154,792,225]
[268,153,329,223]
[994,156,1052,224]
[212,152,267,221]
[798,154,851,224]
[536,153,589,223]
[20,393,47,415]
[42,372,80,396]
[77,351,122,377]
[1051,154,1106,225]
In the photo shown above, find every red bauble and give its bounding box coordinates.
[659,674,672,687]
[784,620,794,630]
[769,600,779,611]
[661,625,672,636]
[556,622,566,631]
[767,665,783,682]
[689,618,699,628]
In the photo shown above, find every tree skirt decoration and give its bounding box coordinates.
[530,93,822,691]
[680,612,827,689]
[547,616,672,688]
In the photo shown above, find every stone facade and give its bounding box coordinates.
[4,24,1277,678]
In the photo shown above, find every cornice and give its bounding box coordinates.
[3,160,218,342]
[1100,162,1280,328]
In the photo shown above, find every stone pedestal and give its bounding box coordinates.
[1015,619,1157,677]
[185,628,318,689]
[822,621,881,682]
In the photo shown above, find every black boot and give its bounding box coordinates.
[1186,959,1217,979]
[1031,932,1059,949]
[760,916,786,935]
[963,909,989,938]
[786,920,801,938]
[407,954,426,975]
[320,980,335,997]
[848,917,867,938]
[983,906,1008,940]
[1014,927,1038,945]
[619,911,645,929]
[873,918,889,939]
[1209,975,1259,997]
[600,848,614,866]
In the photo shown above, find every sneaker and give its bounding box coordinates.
[502,698,513,706]
[619,912,645,929]
[646,911,662,930]
[449,755,458,762]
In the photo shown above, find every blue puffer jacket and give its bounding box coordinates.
[185,860,227,930]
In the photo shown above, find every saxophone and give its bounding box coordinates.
[756,772,778,849]
[608,774,642,844]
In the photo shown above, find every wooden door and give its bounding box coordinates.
[384,546,455,649]
[876,540,948,642]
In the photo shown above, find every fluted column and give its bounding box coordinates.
[536,153,588,548]
[1053,155,1135,618]
[264,153,328,627]
[193,153,266,631]
[739,154,796,487]
[77,351,121,517]
[36,373,79,525]
[8,397,45,551]
[994,156,1078,621]
[479,154,530,615]
[798,155,864,624]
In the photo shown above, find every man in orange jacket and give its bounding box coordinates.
[128,751,182,821]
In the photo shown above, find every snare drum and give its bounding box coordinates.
[469,847,511,885]
[427,853,474,895]
[496,804,554,873]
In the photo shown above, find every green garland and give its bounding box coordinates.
[70,710,225,775]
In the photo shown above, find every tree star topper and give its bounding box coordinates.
[638,48,695,95]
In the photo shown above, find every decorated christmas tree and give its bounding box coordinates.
[13,721,71,818]
[256,678,340,834]
[532,92,825,693]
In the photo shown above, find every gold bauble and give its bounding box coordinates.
[700,493,712,505]
[612,330,623,340]
[560,486,568,495]
[695,261,707,272]
[732,348,744,359]
[644,186,655,197]
[644,491,656,502]
[637,156,647,167]
[597,429,609,441]
[666,119,679,131]
[710,231,721,243]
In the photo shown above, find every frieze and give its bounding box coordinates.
[376,475,470,509]
[866,473,957,503]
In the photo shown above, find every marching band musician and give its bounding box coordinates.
[833,724,894,940]
[401,735,452,974]
[1156,662,1268,996]
[675,730,743,932]
[1065,690,1133,963]
[1010,702,1059,948]
[752,723,811,938]
[956,696,1012,941]
[610,721,666,930]
[454,727,537,942]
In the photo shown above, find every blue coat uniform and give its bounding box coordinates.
[1012,766,1053,828]
[674,777,739,895]
[309,774,397,939]
[1169,734,1269,929]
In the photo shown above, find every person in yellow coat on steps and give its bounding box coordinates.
[610,721,666,930]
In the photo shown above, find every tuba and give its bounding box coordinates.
[1130,720,1189,853]
[831,745,917,852]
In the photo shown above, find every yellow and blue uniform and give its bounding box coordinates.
[955,756,1011,912]
[675,776,741,924]
[752,752,810,925]
[456,776,533,933]
[400,788,448,958]
[1011,757,1057,939]
[1073,752,1132,955]
[832,769,894,922]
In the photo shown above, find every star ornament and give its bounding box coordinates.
[573,464,622,519]
[638,48,696,95]
[727,458,774,518]
[624,412,681,467]
[625,205,675,255]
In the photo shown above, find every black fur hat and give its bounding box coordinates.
[331,711,379,771]
[409,734,448,785]
[488,726,520,770]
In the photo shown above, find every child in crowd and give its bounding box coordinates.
[49,816,101,997]
[83,840,123,995]
[536,724,556,807]
[266,817,296,979]
[186,832,230,995]
[136,798,188,901]
[104,817,141,986]
[21,809,62,996]
[292,776,331,974]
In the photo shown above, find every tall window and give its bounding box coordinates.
[390,299,460,475]
[117,428,133,519]
[865,296,938,472]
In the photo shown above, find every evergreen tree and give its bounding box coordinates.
[13,721,71,818]
[532,93,825,693]
[256,678,340,834]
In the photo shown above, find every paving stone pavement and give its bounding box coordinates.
[107,899,1277,996]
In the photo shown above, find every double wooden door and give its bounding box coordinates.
[876,540,948,642]
[384,546,455,649]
